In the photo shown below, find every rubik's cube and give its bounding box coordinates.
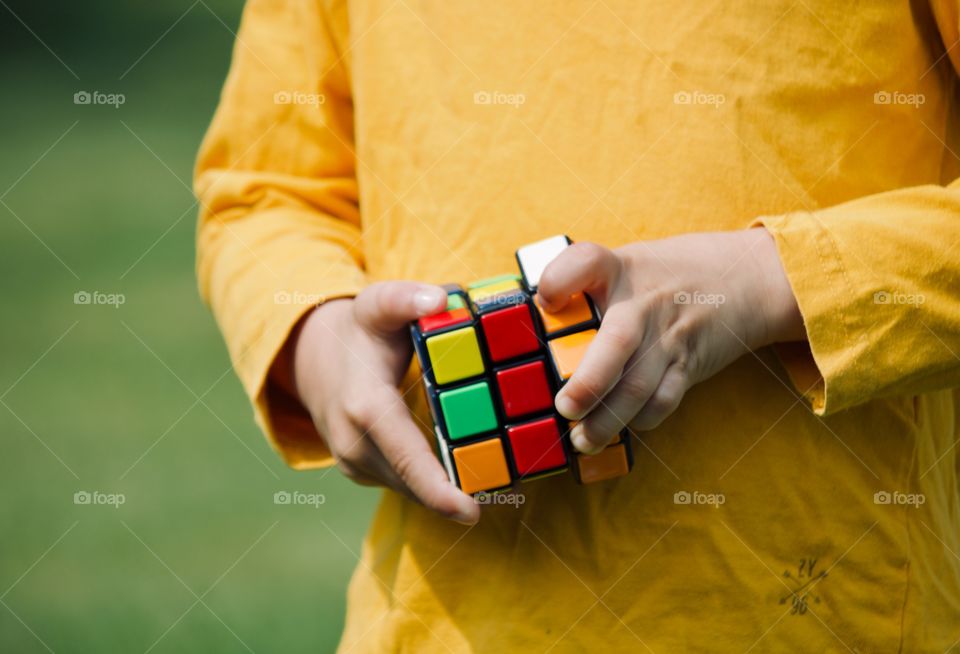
[410,235,634,495]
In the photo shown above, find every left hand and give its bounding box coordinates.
[536,228,805,454]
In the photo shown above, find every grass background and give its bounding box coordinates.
[0,2,379,651]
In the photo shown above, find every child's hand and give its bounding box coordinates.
[293,282,480,525]
[538,229,804,454]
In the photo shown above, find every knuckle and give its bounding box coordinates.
[342,396,374,425]
[601,320,637,350]
[661,322,696,364]
[643,392,675,417]
[570,241,607,268]
[670,356,692,385]
[619,373,654,402]
[344,390,393,428]
[389,450,419,488]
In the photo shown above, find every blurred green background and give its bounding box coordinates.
[0,2,378,651]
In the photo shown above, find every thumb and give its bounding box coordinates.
[353,281,448,334]
[536,242,619,312]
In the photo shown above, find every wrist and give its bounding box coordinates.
[292,299,353,413]
[749,228,805,347]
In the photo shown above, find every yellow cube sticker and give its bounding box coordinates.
[426,326,485,385]
[467,279,520,303]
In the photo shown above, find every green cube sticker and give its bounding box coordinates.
[439,381,498,440]
[446,294,466,310]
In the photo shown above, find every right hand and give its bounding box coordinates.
[292,281,481,525]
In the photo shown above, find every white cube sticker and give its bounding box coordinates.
[516,235,570,289]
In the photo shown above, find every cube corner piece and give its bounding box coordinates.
[452,437,514,495]
[515,235,571,290]
[506,415,569,481]
[570,429,635,485]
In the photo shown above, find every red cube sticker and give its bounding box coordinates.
[507,416,567,475]
[480,304,540,363]
[495,360,552,419]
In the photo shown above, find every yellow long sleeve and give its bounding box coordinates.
[198,1,960,650]
[195,0,362,467]
[760,185,960,414]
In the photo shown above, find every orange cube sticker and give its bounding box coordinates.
[577,444,629,483]
[548,329,596,380]
[453,439,511,494]
[534,293,594,334]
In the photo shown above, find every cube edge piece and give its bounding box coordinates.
[506,414,569,479]
[438,380,499,440]
[515,234,572,290]
[570,428,634,484]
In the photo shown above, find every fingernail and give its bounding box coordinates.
[413,286,446,315]
[453,506,479,525]
[555,393,580,420]
[453,513,477,526]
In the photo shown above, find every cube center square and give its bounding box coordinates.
[452,438,512,494]
[548,329,597,381]
[438,381,499,440]
[507,416,567,476]
[495,360,553,419]
[480,303,541,363]
[426,326,485,385]
[534,292,595,335]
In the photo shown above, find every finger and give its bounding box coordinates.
[323,413,394,487]
[628,362,689,432]
[572,344,669,453]
[329,411,443,506]
[555,305,643,421]
[536,242,621,312]
[348,387,480,524]
[353,281,447,335]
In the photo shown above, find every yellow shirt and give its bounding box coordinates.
[195,1,960,650]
